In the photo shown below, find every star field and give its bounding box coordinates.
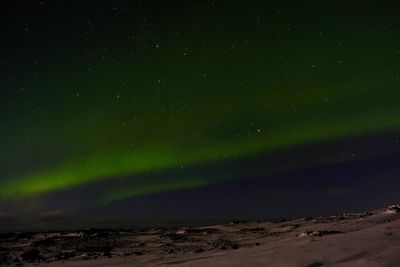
[0,0,400,229]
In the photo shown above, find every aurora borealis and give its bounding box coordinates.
[1,0,400,230]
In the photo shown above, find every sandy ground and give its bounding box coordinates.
[1,205,400,267]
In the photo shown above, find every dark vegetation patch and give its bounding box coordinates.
[307,262,324,267]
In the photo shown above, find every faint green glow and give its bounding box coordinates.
[2,103,400,199]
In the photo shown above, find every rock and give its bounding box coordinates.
[21,249,42,262]
[213,239,240,250]
[231,243,240,250]
[230,220,247,224]
[184,228,220,234]
[70,253,90,261]
[240,227,265,232]
[387,204,400,214]
[16,233,34,240]
[272,219,288,223]
[299,231,318,237]
[135,242,145,247]
[163,232,197,242]
[0,252,12,265]
[162,244,180,254]
[32,238,56,247]
[0,233,17,240]
[195,247,204,253]
[176,230,187,235]
[80,228,118,238]
[319,230,343,235]
[298,230,343,237]
[54,251,76,260]
[102,251,112,258]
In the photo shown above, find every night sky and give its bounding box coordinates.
[1,0,400,231]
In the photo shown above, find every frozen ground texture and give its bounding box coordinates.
[1,205,400,267]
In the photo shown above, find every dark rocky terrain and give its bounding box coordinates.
[1,205,400,266]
